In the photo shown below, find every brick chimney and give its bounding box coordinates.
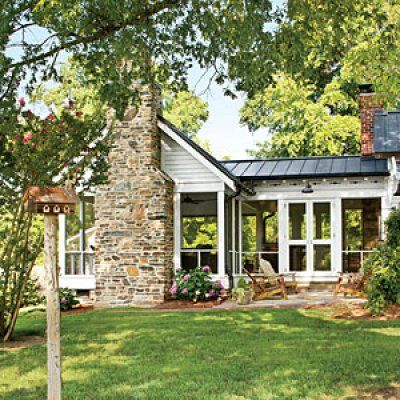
[95,84,174,306]
[358,84,384,157]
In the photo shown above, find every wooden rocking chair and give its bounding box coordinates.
[259,257,298,294]
[333,272,367,298]
[243,267,288,301]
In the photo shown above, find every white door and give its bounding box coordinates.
[285,200,333,273]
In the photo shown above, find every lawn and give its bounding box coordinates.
[1,308,400,400]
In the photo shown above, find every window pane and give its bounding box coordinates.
[182,217,217,249]
[83,199,95,251]
[66,203,81,251]
[264,212,278,243]
[314,245,331,271]
[289,203,306,240]
[313,203,331,240]
[289,245,307,271]
[200,250,218,274]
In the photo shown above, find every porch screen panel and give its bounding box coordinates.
[289,203,306,240]
[289,245,307,271]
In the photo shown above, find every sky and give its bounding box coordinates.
[187,67,267,160]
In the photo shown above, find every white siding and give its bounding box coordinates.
[161,133,222,184]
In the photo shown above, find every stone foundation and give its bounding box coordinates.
[95,85,174,306]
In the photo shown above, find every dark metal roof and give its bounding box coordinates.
[374,111,400,154]
[220,156,389,180]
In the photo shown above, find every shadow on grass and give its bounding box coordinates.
[1,308,400,400]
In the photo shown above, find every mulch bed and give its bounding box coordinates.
[155,299,222,310]
[0,336,45,352]
[62,304,94,315]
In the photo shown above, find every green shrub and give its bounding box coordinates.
[21,277,45,307]
[59,288,79,311]
[237,278,250,289]
[169,266,225,302]
[362,209,400,314]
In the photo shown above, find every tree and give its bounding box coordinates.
[241,74,360,158]
[1,1,276,118]
[0,94,110,341]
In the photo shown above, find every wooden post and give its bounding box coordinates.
[44,215,62,400]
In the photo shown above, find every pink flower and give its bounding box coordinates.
[217,280,224,289]
[202,266,211,273]
[22,132,33,143]
[217,297,223,303]
[183,274,190,281]
[60,297,66,304]
[18,97,25,107]
[220,289,225,295]
[181,288,188,295]
[209,289,216,297]
[169,284,177,295]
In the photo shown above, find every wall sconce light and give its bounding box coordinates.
[301,183,314,194]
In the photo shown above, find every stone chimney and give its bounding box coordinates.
[95,84,174,306]
[358,84,384,157]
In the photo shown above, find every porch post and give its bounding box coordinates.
[238,199,243,274]
[217,191,225,278]
[381,195,391,240]
[58,215,66,276]
[173,192,181,272]
[231,198,236,275]
[332,198,342,273]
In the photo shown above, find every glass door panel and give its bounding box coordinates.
[288,202,307,272]
[289,245,307,271]
[289,203,307,240]
[312,202,332,272]
[313,244,331,271]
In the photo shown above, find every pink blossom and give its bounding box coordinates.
[60,297,66,304]
[22,132,33,143]
[169,284,177,295]
[209,289,216,297]
[202,265,211,273]
[220,289,225,295]
[217,280,224,289]
[217,297,223,303]
[18,97,25,107]
[183,274,190,281]
[181,288,188,295]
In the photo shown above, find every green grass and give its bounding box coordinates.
[1,308,400,400]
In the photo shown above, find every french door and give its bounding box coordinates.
[285,200,333,273]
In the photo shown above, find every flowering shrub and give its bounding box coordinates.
[362,209,400,314]
[58,288,80,311]
[169,266,225,302]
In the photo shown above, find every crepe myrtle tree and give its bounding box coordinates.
[0,98,110,342]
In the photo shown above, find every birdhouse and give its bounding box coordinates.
[23,186,78,215]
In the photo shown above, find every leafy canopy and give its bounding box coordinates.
[241,74,360,158]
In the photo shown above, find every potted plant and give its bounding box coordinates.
[231,278,253,305]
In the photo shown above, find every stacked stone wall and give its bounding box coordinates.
[95,85,174,306]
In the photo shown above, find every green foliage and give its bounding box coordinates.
[21,278,44,308]
[0,1,275,121]
[59,288,79,311]
[363,209,400,314]
[241,74,360,158]
[170,266,224,302]
[163,90,208,137]
[237,278,250,289]
[182,217,217,249]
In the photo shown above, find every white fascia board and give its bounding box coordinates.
[158,120,236,191]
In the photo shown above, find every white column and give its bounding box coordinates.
[58,214,66,275]
[332,198,342,273]
[278,200,286,273]
[381,195,392,240]
[217,191,225,278]
[231,198,236,274]
[238,199,243,274]
[173,192,181,272]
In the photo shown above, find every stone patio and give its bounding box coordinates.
[214,291,367,310]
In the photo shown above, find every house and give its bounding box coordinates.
[58,84,400,306]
